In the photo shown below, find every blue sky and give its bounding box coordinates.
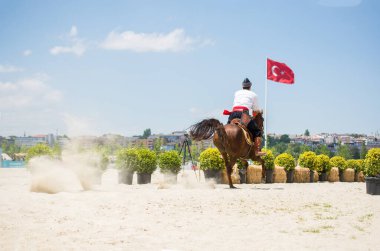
[0,0,379,137]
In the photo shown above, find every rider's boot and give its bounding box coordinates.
[254,137,266,156]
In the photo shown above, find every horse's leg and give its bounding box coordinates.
[221,152,236,188]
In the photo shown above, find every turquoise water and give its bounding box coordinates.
[1,160,25,168]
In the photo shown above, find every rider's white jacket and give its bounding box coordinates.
[233,89,260,115]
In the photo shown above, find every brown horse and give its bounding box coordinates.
[190,112,265,188]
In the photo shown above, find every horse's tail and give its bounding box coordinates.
[189,118,223,141]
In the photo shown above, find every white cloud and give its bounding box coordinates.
[0,75,62,109]
[50,26,87,56]
[0,74,64,135]
[317,0,362,7]
[101,28,209,52]
[0,65,23,73]
[50,42,86,56]
[23,50,32,56]
[69,26,78,37]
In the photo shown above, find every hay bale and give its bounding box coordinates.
[221,165,240,184]
[294,166,310,183]
[273,166,286,183]
[328,167,339,182]
[313,171,319,182]
[247,165,262,184]
[342,168,355,182]
[358,171,365,182]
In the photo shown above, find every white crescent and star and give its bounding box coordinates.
[271,65,279,77]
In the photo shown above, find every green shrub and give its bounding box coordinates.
[262,149,275,170]
[236,159,245,169]
[158,150,182,174]
[199,148,224,171]
[26,144,53,162]
[136,148,157,174]
[330,156,347,171]
[346,159,364,172]
[274,153,295,171]
[116,148,138,172]
[298,151,317,170]
[364,148,380,177]
[314,154,331,173]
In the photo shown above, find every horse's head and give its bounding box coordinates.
[254,110,264,131]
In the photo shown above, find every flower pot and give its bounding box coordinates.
[119,170,134,185]
[239,169,247,184]
[204,169,222,183]
[265,169,274,183]
[365,177,380,195]
[163,173,178,184]
[339,169,344,182]
[309,170,314,183]
[286,169,294,183]
[137,173,152,184]
[319,172,328,182]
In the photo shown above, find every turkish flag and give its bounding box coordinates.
[267,58,295,84]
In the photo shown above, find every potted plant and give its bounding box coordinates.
[364,148,380,195]
[346,159,364,182]
[199,148,224,183]
[26,143,54,163]
[314,154,331,182]
[298,151,317,182]
[158,150,182,183]
[330,156,347,182]
[262,149,275,183]
[116,148,138,185]
[236,159,247,184]
[136,148,157,184]
[275,153,296,183]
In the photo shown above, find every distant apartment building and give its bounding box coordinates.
[367,136,380,149]
[15,134,56,148]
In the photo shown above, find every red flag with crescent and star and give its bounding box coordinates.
[267,58,295,84]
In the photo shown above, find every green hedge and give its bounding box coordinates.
[26,144,53,162]
[199,148,224,171]
[314,154,331,173]
[262,149,275,170]
[274,153,295,171]
[116,148,138,172]
[330,156,347,171]
[298,151,317,170]
[364,148,380,177]
[136,148,157,174]
[346,159,364,172]
[158,150,182,174]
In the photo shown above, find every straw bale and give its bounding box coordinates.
[328,167,339,182]
[247,165,262,184]
[294,167,310,183]
[221,165,240,184]
[342,168,355,182]
[358,171,365,182]
[273,166,286,183]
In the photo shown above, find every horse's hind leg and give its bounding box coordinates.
[221,152,236,188]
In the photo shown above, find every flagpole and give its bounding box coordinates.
[264,57,268,149]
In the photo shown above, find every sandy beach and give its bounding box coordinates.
[1,167,380,251]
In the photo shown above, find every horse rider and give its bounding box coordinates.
[227,78,265,156]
